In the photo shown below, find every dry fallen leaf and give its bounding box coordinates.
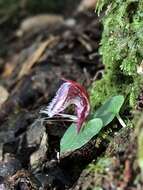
[16,14,64,37]
[18,36,59,79]
[77,0,97,11]
[0,86,9,108]
[2,63,14,78]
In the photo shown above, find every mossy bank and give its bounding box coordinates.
[90,0,143,109]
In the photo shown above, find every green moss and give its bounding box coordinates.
[90,73,131,108]
[88,157,112,173]
[90,0,143,108]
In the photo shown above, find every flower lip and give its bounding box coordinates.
[40,79,90,133]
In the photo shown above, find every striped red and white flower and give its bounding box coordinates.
[40,79,90,133]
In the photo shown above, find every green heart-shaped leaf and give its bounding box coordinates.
[94,95,124,126]
[60,118,103,154]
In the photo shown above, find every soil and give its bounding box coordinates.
[0,6,104,189]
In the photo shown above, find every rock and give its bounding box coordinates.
[30,131,48,171]
[0,130,15,161]
[15,119,47,167]
[26,119,46,148]
[0,155,21,178]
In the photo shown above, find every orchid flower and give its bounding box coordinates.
[40,79,90,133]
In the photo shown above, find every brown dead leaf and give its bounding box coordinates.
[77,0,97,11]
[2,54,21,78]
[2,63,15,78]
[16,14,64,37]
[0,86,9,107]
[18,36,59,79]
[78,36,93,52]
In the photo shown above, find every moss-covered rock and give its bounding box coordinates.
[90,0,143,108]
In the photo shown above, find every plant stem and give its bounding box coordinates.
[116,114,126,128]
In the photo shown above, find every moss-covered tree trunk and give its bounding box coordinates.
[76,3,143,189]
[91,0,143,109]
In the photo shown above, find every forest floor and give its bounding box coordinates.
[0,2,142,190]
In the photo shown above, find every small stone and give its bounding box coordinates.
[30,132,48,171]
[0,157,21,178]
[26,119,46,148]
